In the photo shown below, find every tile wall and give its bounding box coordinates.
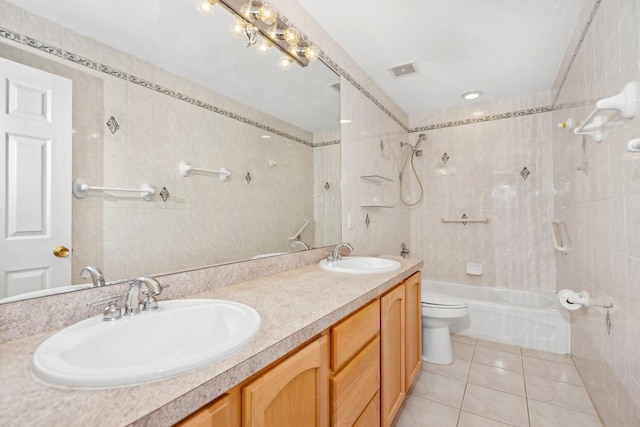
[408,92,556,292]
[552,0,640,424]
[340,77,411,256]
[0,1,343,287]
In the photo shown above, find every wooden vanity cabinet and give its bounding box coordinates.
[404,272,422,391]
[380,284,406,427]
[175,271,422,427]
[242,334,329,427]
[330,299,380,427]
[176,388,240,427]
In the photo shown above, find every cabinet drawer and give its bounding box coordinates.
[354,391,380,427]
[331,336,380,427]
[331,299,380,370]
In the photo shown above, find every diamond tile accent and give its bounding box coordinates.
[442,152,450,164]
[365,213,370,229]
[159,186,170,202]
[324,182,330,191]
[245,172,252,184]
[461,213,468,225]
[106,116,120,134]
[520,167,531,180]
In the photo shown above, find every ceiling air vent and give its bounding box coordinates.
[388,62,417,78]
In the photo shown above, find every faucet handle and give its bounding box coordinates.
[141,284,169,311]
[88,294,122,321]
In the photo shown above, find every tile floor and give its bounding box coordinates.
[392,335,603,427]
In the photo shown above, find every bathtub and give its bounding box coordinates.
[423,280,571,354]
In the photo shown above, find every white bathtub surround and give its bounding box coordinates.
[424,280,570,354]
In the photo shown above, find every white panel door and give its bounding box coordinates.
[0,57,72,298]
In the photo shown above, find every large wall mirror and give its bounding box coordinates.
[0,0,341,302]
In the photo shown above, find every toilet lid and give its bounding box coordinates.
[422,292,467,308]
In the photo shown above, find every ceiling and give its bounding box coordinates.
[297,0,584,117]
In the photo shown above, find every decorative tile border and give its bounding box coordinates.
[0,26,326,148]
[552,0,602,108]
[314,139,341,147]
[409,106,553,132]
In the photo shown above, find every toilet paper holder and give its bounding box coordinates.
[557,289,613,310]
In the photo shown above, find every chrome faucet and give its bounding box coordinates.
[80,266,105,287]
[291,240,310,251]
[328,243,354,262]
[123,277,165,316]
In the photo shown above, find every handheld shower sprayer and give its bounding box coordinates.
[401,133,426,157]
[399,133,426,206]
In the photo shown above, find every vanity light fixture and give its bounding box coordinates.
[461,91,483,100]
[204,0,319,68]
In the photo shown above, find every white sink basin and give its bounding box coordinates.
[32,299,261,388]
[319,256,401,274]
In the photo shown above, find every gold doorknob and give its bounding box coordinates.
[53,246,70,257]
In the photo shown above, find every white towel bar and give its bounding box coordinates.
[72,178,155,201]
[179,161,230,181]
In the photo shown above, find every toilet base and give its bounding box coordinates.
[422,326,454,365]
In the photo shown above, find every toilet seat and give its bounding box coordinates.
[421,292,467,309]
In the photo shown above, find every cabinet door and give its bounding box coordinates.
[243,335,329,427]
[380,284,405,427]
[175,388,240,427]
[404,272,422,391]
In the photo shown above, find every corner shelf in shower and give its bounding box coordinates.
[360,175,394,208]
[360,175,394,183]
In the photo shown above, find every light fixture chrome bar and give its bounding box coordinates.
[217,0,311,67]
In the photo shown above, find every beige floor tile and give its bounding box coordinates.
[472,346,523,372]
[462,383,529,427]
[468,363,526,396]
[409,371,466,409]
[525,375,596,415]
[523,356,583,385]
[522,347,573,364]
[528,399,603,427]
[451,334,477,345]
[453,341,476,361]
[393,395,459,427]
[476,339,522,355]
[458,411,512,427]
[422,358,471,381]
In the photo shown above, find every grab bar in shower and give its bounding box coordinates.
[289,219,310,240]
[574,81,639,142]
[72,178,155,201]
[179,161,231,181]
[441,217,489,224]
[550,220,573,255]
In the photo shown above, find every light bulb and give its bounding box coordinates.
[256,39,272,55]
[197,0,217,14]
[283,27,300,46]
[259,4,277,25]
[278,56,293,70]
[230,19,246,36]
[304,45,320,61]
[240,3,252,18]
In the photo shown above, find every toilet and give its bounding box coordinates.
[421,291,469,365]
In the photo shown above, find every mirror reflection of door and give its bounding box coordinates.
[0,57,72,298]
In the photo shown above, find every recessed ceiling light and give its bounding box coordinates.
[462,91,483,100]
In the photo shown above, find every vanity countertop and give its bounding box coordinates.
[0,258,422,427]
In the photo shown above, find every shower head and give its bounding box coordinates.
[414,134,427,150]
